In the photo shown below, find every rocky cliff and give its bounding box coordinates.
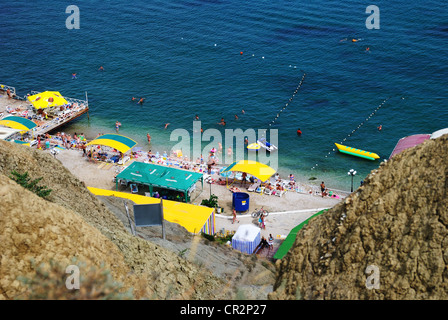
[269,135,448,300]
[0,140,224,299]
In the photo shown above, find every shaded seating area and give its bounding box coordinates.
[115,161,204,203]
[86,133,137,165]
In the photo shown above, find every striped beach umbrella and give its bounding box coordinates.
[86,133,137,154]
[0,116,37,132]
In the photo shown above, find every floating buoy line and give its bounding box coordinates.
[310,96,402,171]
[268,72,307,129]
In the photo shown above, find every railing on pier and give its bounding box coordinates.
[0,84,17,96]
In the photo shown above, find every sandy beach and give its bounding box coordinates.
[54,147,344,240]
[0,92,345,241]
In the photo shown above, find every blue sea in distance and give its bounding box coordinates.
[1,0,447,191]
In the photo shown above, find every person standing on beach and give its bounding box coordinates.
[232,208,239,224]
[241,172,247,187]
[147,133,151,144]
[320,181,326,197]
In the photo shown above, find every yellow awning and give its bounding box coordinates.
[222,160,276,182]
[87,187,214,234]
[28,91,68,109]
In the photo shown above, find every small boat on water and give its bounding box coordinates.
[257,137,278,152]
[246,142,261,151]
[335,143,379,160]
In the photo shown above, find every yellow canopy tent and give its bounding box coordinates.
[27,91,68,109]
[222,160,276,182]
[87,187,215,234]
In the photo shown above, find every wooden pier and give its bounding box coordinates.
[0,86,89,136]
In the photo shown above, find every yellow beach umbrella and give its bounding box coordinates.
[27,91,68,109]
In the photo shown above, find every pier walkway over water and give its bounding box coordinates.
[0,84,89,137]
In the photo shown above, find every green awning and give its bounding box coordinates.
[116,162,203,194]
[273,209,328,260]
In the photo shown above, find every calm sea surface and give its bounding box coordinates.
[1,0,447,190]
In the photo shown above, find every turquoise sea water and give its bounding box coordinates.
[1,0,447,190]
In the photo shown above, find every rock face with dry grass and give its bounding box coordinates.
[269,135,448,300]
[0,140,225,300]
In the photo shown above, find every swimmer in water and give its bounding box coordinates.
[138,97,145,105]
[164,123,170,129]
[195,114,199,120]
[234,114,239,120]
[98,66,104,71]
[72,73,77,79]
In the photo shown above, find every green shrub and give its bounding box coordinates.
[200,194,218,208]
[9,170,52,199]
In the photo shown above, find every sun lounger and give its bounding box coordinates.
[255,186,265,194]
[247,181,261,192]
[264,187,274,195]
[275,189,286,197]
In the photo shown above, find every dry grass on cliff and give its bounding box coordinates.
[270,135,448,300]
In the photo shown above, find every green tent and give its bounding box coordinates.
[116,162,203,202]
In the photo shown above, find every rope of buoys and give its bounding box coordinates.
[311,96,398,170]
[268,72,306,129]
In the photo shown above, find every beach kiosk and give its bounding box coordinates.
[232,224,261,254]
[115,161,204,203]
